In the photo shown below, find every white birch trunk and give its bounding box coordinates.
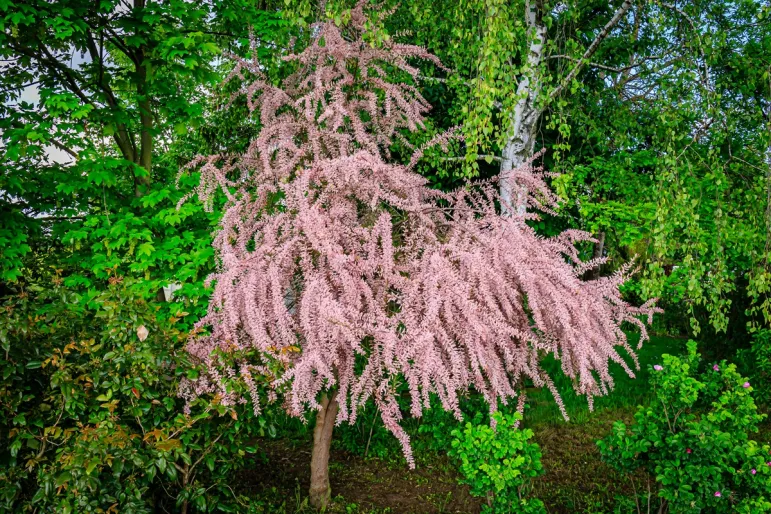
[765,138,771,244]
[498,0,633,216]
[500,1,546,216]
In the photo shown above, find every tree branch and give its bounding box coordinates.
[549,0,634,100]
[6,118,79,159]
[47,138,79,159]
[441,155,502,163]
[0,80,44,95]
[103,26,140,66]
[10,42,93,106]
[9,36,138,166]
[83,31,125,111]
[659,2,711,88]
[82,29,138,164]
[547,55,629,73]
[547,53,663,74]
[36,215,86,221]
[83,9,140,66]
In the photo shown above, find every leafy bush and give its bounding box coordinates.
[598,341,771,513]
[0,278,273,513]
[449,411,545,514]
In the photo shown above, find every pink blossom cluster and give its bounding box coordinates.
[178,3,659,467]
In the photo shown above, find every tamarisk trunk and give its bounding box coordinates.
[309,392,339,510]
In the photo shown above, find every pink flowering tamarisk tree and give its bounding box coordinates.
[178,3,659,509]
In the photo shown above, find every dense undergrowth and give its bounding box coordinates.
[1,276,768,513]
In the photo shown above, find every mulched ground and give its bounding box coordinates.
[235,410,640,513]
[236,410,771,513]
[238,438,482,513]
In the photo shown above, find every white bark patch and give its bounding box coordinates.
[499,2,546,216]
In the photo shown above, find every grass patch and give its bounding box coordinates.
[524,334,686,427]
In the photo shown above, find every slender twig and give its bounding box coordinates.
[47,138,79,159]
[190,430,227,474]
[36,216,86,221]
[0,80,44,94]
[659,2,711,88]
[547,55,636,73]
[363,404,380,459]
[440,155,502,163]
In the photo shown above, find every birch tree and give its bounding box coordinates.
[498,0,633,213]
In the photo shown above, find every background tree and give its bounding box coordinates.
[541,0,771,345]
[381,0,771,341]
[0,1,291,511]
[0,0,285,298]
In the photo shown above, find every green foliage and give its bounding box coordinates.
[522,334,683,426]
[549,0,771,340]
[598,341,771,513]
[0,0,289,296]
[0,218,30,282]
[0,3,291,510]
[0,278,274,512]
[1,0,770,510]
[746,330,771,406]
[333,404,398,461]
[331,392,477,462]
[449,412,545,514]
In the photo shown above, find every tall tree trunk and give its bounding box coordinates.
[134,0,152,198]
[136,49,152,180]
[591,231,606,279]
[179,462,190,514]
[765,102,771,255]
[499,0,546,215]
[309,391,339,510]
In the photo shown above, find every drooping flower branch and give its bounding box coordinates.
[179,2,659,469]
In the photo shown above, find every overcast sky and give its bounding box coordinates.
[16,49,91,165]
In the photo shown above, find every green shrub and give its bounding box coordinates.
[597,340,771,513]
[0,278,273,513]
[449,411,545,514]
[334,404,401,461]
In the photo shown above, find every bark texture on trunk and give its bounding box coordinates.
[499,0,546,216]
[309,392,339,510]
[765,113,771,250]
[133,0,152,198]
[499,0,633,215]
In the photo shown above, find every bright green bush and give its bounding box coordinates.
[0,278,273,513]
[598,341,771,513]
[449,411,545,514]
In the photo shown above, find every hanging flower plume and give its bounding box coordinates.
[178,2,660,468]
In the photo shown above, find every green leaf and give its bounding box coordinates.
[55,471,71,487]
